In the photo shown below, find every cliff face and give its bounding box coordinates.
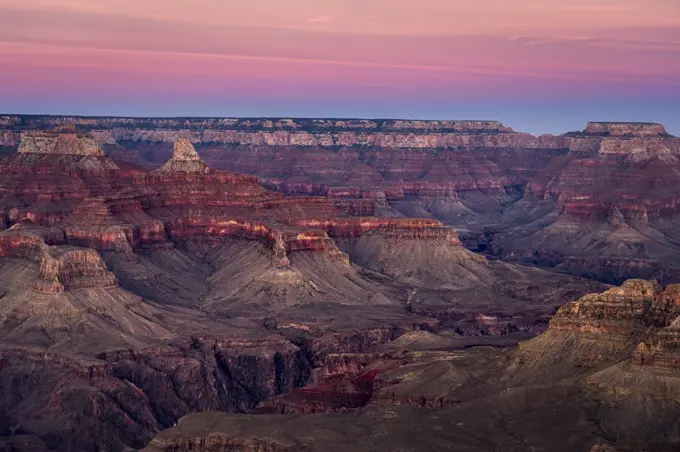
[8,117,680,279]
[17,133,105,157]
[631,285,680,369]
[0,132,505,291]
[503,280,680,443]
[2,116,676,153]
[0,336,313,451]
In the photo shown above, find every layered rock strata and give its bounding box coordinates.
[7,118,680,287]
[514,280,677,374]
[1,117,675,156]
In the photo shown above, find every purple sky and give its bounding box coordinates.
[1,0,679,134]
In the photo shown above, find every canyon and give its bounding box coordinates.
[0,116,679,451]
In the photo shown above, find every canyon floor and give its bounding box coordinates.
[1,117,680,451]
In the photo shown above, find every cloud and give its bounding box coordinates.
[307,16,331,24]
[557,4,636,12]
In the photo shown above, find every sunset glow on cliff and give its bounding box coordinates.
[1,0,679,133]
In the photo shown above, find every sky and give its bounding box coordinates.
[0,0,679,135]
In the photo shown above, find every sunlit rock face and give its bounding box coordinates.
[18,133,106,157]
[155,138,209,173]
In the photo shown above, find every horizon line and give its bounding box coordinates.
[3,112,673,137]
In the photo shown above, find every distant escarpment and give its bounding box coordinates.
[580,122,671,137]
[3,116,675,152]
[8,119,680,285]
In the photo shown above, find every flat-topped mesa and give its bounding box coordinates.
[4,116,516,133]
[379,119,514,133]
[1,116,554,150]
[17,132,105,156]
[583,122,670,138]
[155,139,210,173]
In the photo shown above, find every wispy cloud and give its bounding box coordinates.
[557,4,637,12]
[306,16,331,24]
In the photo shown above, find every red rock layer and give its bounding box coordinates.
[0,225,118,292]
[292,218,458,241]
[1,133,474,274]
[256,352,405,414]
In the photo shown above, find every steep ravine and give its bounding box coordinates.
[0,326,416,451]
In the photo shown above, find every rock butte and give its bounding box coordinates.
[1,118,679,451]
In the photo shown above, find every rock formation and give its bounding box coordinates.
[3,118,680,451]
[17,132,105,157]
[0,129,619,451]
[582,122,671,137]
[142,280,680,452]
[511,280,676,377]
[155,138,210,173]
[4,115,674,284]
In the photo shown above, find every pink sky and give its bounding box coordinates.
[1,0,679,132]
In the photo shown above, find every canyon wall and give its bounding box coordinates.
[1,116,676,152]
